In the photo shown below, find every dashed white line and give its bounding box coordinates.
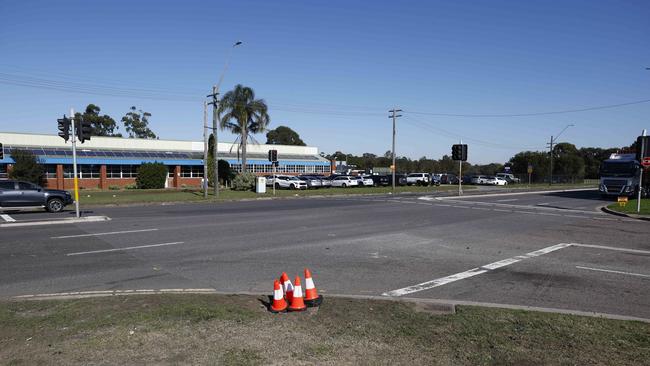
[1,214,16,222]
[576,266,650,278]
[383,243,572,297]
[66,241,184,256]
[496,198,518,202]
[51,228,159,239]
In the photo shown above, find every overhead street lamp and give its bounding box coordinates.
[548,123,574,186]
[205,40,243,199]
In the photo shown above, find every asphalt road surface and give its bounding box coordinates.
[1,189,649,319]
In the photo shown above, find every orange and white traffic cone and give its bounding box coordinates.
[288,276,307,312]
[304,268,323,307]
[280,272,294,303]
[270,279,288,313]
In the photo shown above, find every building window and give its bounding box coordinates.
[107,165,121,178]
[45,165,57,179]
[181,166,203,177]
[106,165,138,179]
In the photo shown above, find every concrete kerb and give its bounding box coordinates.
[601,205,650,221]
[8,289,649,323]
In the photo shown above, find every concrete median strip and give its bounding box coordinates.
[0,215,110,228]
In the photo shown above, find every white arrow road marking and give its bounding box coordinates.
[1,214,16,222]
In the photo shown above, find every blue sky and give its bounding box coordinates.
[0,0,648,163]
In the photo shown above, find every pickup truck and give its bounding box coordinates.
[0,180,73,212]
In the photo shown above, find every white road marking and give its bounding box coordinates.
[496,198,518,202]
[576,266,650,278]
[571,243,650,255]
[383,243,572,297]
[66,241,184,256]
[492,208,511,213]
[1,214,16,222]
[51,228,159,239]
[1,216,110,228]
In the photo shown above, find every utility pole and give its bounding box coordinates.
[203,101,209,199]
[389,108,402,193]
[208,86,219,198]
[70,108,80,218]
[547,135,554,187]
[547,124,574,186]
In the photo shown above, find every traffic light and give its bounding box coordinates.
[637,136,650,161]
[57,115,71,142]
[0,142,3,160]
[452,144,468,161]
[268,149,278,162]
[77,119,92,143]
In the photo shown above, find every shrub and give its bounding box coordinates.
[231,172,257,191]
[125,183,138,189]
[136,162,168,189]
[108,185,121,190]
[8,149,45,186]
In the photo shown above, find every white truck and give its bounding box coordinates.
[598,153,643,197]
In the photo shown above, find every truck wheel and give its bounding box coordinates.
[46,198,64,213]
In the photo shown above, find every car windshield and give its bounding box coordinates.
[600,161,637,177]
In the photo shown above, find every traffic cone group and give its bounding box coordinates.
[268,268,323,313]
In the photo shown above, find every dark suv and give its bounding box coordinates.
[0,180,73,212]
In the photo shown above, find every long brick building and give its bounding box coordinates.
[0,132,332,189]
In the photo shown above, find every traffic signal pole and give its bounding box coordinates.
[389,108,402,194]
[638,129,646,213]
[458,140,463,196]
[70,108,80,218]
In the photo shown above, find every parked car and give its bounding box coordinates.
[486,176,508,186]
[356,176,374,187]
[267,175,307,189]
[369,175,390,187]
[406,173,431,186]
[496,173,521,184]
[471,175,489,185]
[0,180,74,213]
[330,176,359,188]
[440,174,458,185]
[297,175,325,189]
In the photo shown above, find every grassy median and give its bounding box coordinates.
[1,294,648,365]
[607,198,650,215]
[74,185,467,205]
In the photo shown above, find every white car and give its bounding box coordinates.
[356,176,374,187]
[406,173,431,186]
[267,175,307,189]
[486,176,508,186]
[330,176,359,188]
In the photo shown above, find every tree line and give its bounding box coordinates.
[326,141,632,181]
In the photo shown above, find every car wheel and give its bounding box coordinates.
[342,183,347,188]
[275,183,280,189]
[46,198,64,213]
[290,184,296,190]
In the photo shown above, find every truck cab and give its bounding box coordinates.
[598,154,640,197]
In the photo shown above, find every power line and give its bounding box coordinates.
[405,99,650,117]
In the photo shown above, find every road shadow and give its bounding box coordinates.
[543,190,609,202]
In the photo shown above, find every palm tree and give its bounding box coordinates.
[217,84,270,173]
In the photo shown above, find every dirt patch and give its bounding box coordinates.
[0,294,648,365]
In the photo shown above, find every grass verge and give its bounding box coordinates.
[1,294,648,365]
[74,185,469,205]
[607,198,650,215]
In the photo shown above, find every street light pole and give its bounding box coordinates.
[207,41,243,199]
[547,124,574,186]
[203,101,208,199]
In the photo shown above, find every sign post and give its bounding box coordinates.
[618,196,628,207]
[268,149,278,196]
[527,164,533,188]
